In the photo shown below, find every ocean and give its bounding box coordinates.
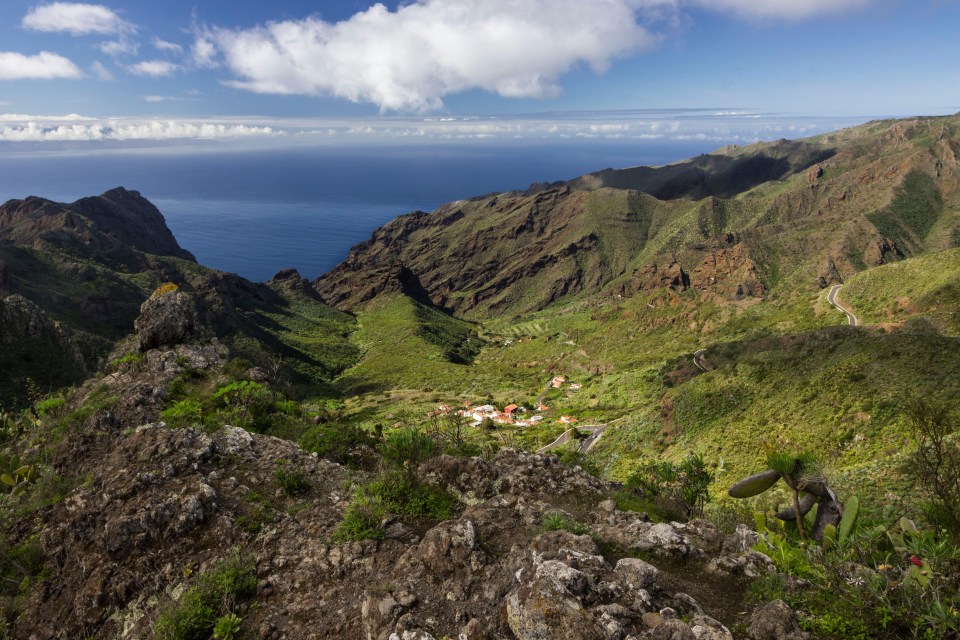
[0,140,716,281]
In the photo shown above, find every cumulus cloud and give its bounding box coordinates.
[127,60,180,77]
[22,2,134,36]
[205,0,660,112]
[0,51,83,80]
[0,115,281,141]
[687,0,873,20]
[153,38,183,54]
[191,37,218,68]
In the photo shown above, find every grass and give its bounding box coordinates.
[842,247,960,334]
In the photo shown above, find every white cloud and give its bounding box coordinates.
[91,60,113,80]
[99,39,138,57]
[153,38,183,54]
[0,110,877,146]
[0,115,281,141]
[22,2,134,36]
[191,37,218,68]
[0,113,95,122]
[143,95,198,103]
[0,51,84,80]
[685,0,873,20]
[127,60,180,77]
[206,0,660,112]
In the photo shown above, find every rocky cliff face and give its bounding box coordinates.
[0,188,351,405]
[0,187,194,262]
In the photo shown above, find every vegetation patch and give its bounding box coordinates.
[154,554,256,640]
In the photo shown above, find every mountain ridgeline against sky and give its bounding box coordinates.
[315,115,960,318]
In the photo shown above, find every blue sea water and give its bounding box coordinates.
[0,140,715,281]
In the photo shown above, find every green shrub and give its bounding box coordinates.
[0,536,44,597]
[234,491,275,534]
[903,398,960,540]
[107,352,144,372]
[160,399,203,428]
[624,453,713,521]
[330,474,458,543]
[154,554,256,640]
[33,396,66,418]
[331,491,387,542]
[299,423,377,467]
[222,358,254,381]
[379,429,439,485]
[541,513,592,537]
[748,513,960,639]
[366,477,456,520]
[209,381,276,432]
[274,465,310,496]
[212,613,242,640]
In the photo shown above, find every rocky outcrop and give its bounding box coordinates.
[619,262,690,296]
[863,235,905,266]
[689,244,764,300]
[268,268,324,299]
[134,289,201,351]
[0,187,194,261]
[747,599,808,640]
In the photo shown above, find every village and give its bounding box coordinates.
[429,375,583,427]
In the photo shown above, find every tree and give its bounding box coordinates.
[728,448,843,541]
[904,399,960,540]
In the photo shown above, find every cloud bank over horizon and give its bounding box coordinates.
[0,110,869,148]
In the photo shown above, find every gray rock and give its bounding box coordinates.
[747,599,808,640]
[134,289,198,350]
[614,558,660,590]
[652,619,696,640]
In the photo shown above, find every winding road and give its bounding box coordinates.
[536,424,607,454]
[828,284,860,327]
[693,349,709,372]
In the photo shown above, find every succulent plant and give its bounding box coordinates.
[1,452,37,497]
[728,448,848,542]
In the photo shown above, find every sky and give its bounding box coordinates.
[0,0,958,147]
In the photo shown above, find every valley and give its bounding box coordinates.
[2,114,959,639]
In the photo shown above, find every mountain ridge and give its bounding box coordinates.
[314,114,960,320]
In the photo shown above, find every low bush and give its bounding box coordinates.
[748,512,960,639]
[154,554,256,640]
[299,422,378,467]
[541,512,593,537]
[274,464,310,497]
[623,453,713,521]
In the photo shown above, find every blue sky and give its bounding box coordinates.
[0,0,958,145]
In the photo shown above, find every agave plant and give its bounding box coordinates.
[728,448,851,542]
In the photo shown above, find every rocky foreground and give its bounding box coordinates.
[0,292,807,640]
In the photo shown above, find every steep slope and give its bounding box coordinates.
[315,114,960,320]
[0,188,357,404]
[841,246,960,334]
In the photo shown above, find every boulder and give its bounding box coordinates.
[134,289,199,350]
[747,599,808,640]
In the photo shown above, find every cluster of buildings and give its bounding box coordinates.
[449,403,544,427]
[428,375,583,427]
